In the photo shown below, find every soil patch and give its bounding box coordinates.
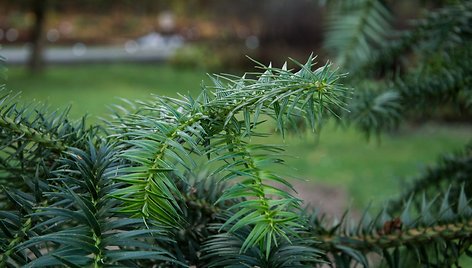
[289,181,353,220]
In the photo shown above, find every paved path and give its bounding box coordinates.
[0,45,177,65]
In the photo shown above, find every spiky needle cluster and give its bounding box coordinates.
[109,56,348,258]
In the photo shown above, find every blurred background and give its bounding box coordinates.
[0,0,331,118]
[0,0,328,71]
[0,0,470,216]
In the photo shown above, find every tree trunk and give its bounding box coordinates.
[28,0,47,73]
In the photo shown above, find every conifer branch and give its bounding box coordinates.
[320,219,472,251]
[110,57,348,257]
[356,1,472,77]
[308,186,472,267]
[0,115,66,152]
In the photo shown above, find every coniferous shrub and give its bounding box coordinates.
[1,1,471,267]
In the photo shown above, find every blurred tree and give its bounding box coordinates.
[1,0,50,72]
[28,0,47,73]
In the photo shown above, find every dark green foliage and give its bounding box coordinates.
[315,0,472,266]
[1,140,179,267]
[324,0,393,69]
[0,90,93,185]
[325,1,472,137]
[167,173,234,265]
[202,223,323,267]
[358,1,472,79]
[0,57,352,266]
[309,185,472,267]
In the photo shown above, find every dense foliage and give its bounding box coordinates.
[1,1,471,267]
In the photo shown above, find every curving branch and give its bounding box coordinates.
[110,56,349,257]
[308,186,472,267]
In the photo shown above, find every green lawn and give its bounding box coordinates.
[5,64,208,120]
[4,64,471,210]
[276,124,470,208]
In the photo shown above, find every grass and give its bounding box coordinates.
[277,124,470,208]
[4,64,471,210]
[5,64,208,121]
